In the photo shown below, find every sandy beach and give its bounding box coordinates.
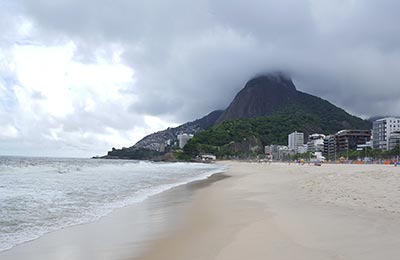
[135,161,400,260]
[2,161,400,260]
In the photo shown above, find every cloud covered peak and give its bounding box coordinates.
[1,0,400,156]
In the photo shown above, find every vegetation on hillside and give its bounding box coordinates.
[106,147,164,160]
[183,108,371,159]
[281,92,371,132]
[183,112,318,158]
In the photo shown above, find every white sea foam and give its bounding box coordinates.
[0,157,225,252]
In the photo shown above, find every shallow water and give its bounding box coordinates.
[0,156,224,252]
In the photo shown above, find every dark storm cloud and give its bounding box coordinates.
[17,0,400,121]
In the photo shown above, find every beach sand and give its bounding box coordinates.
[135,161,400,260]
[2,161,400,260]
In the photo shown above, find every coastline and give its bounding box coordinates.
[0,167,228,260]
[3,161,400,260]
[135,161,400,260]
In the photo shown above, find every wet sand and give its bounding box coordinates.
[135,161,400,260]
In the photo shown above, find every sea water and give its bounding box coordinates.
[0,156,224,252]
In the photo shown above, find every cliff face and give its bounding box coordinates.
[215,72,370,131]
[216,73,298,123]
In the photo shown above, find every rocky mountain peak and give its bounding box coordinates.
[216,72,297,123]
[247,72,296,90]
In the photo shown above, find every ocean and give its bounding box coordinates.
[0,156,225,253]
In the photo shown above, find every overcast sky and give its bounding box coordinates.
[1,0,400,157]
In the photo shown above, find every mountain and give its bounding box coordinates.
[104,72,371,159]
[216,72,298,123]
[216,73,370,131]
[129,110,223,151]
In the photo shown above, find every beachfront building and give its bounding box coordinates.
[336,129,371,152]
[297,144,308,154]
[265,145,281,160]
[323,135,337,160]
[288,131,304,152]
[388,131,400,150]
[177,133,194,148]
[265,145,295,161]
[373,117,400,150]
[307,133,325,153]
[278,146,295,161]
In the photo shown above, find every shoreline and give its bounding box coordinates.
[0,166,228,260]
[3,161,400,259]
[134,161,400,260]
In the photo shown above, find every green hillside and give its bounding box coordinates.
[183,108,371,158]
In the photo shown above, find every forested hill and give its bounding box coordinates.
[216,73,371,130]
[104,72,371,159]
[183,108,370,158]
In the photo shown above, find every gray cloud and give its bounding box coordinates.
[2,0,400,156]
[16,0,400,121]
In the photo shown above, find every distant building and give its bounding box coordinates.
[201,154,217,160]
[311,152,326,162]
[373,117,400,150]
[388,131,400,150]
[336,129,371,152]
[265,145,294,161]
[159,143,166,153]
[357,140,373,150]
[177,133,194,148]
[297,144,308,154]
[307,133,325,153]
[265,145,280,160]
[278,146,295,160]
[288,131,304,152]
[323,135,336,160]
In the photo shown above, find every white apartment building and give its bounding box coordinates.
[307,133,326,153]
[372,117,400,150]
[177,133,194,148]
[265,145,294,161]
[288,131,304,152]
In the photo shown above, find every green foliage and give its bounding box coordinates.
[183,112,321,157]
[183,106,372,159]
[107,147,163,160]
[277,96,371,132]
[335,145,400,160]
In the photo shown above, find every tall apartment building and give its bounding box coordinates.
[336,129,371,152]
[288,131,304,152]
[323,135,336,160]
[372,117,400,150]
[388,131,400,150]
[323,130,371,159]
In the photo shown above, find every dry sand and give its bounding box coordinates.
[135,161,400,260]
